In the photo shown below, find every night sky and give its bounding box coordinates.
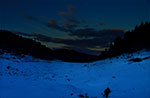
[1,0,150,55]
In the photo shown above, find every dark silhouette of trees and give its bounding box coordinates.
[0,30,54,60]
[99,21,150,59]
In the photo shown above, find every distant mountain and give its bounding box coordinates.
[99,21,150,59]
[0,30,98,62]
[53,49,98,62]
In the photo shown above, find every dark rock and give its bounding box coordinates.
[78,94,84,98]
[70,93,74,96]
[51,75,55,78]
[67,78,70,81]
[7,66,11,69]
[143,56,150,60]
[16,68,19,72]
[129,58,142,62]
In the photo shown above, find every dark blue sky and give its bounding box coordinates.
[1,0,150,54]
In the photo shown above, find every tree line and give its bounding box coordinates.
[99,21,150,59]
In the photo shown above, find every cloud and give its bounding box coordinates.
[67,5,75,15]
[18,5,82,33]
[48,19,56,25]
[98,22,106,26]
[45,18,79,32]
[45,5,79,32]
[66,18,80,25]
[18,12,39,21]
[70,28,124,38]
[45,22,69,32]
[51,37,110,48]
[57,21,63,24]
[58,5,75,17]
[45,19,79,33]
[45,18,67,31]
[58,12,70,16]
[57,5,81,31]
[16,32,53,42]
[17,30,123,49]
[80,20,88,23]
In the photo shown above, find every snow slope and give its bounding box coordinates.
[0,50,150,98]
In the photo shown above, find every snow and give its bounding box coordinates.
[0,50,150,98]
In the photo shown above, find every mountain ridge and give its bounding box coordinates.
[0,30,98,62]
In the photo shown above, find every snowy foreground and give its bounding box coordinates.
[0,50,150,98]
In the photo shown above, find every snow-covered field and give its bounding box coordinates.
[0,50,150,98]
